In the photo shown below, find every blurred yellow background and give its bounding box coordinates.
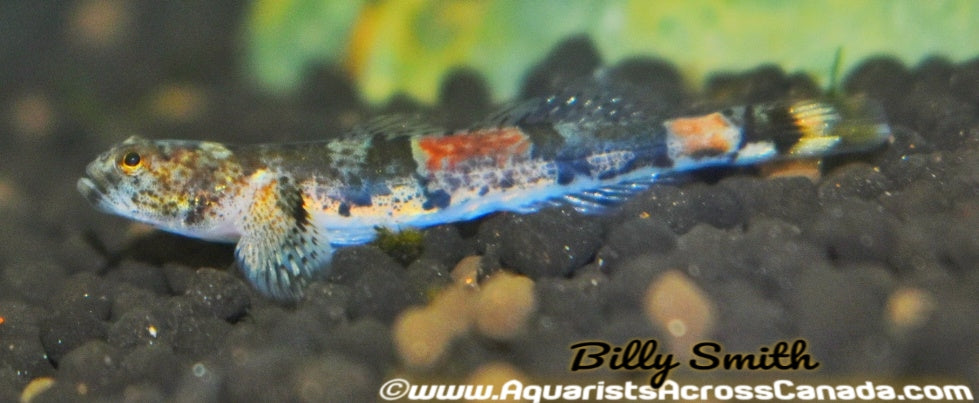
[247,0,979,103]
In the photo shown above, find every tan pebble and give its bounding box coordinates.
[392,307,456,369]
[10,93,55,140]
[150,83,207,122]
[644,270,714,356]
[428,284,476,335]
[465,361,528,403]
[474,272,536,340]
[0,178,26,211]
[19,377,55,403]
[886,287,936,333]
[760,159,822,182]
[69,0,131,48]
[451,255,483,288]
[126,222,157,239]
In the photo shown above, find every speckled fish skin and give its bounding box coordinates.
[78,90,890,301]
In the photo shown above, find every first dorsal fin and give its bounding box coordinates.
[343,114,443,141]
[234,176,332,301]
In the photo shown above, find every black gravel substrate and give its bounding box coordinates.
[2,3,977,402]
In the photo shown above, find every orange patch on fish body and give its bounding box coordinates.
[416,127,531,171]
[665,112,737,156]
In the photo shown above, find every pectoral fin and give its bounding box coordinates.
[234,177,332,301]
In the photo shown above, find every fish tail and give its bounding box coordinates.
[745,96,892,160]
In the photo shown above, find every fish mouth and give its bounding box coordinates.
[77,160,118,213]
[77,176,112,212]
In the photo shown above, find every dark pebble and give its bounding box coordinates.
[403,258,452,302]
[0,259,67,306]
[519,35,602,98]
[39,308,108,365]
[223,346,303,402]
[321,319,394,374]
[598,215,677,266]
[118,344,185,392]
[103,260,170,295]
[327,247,414,323]
[0,369,17,403]
[509,322,587,377]
[291,355,380,402]
[619,182,746,234]
[438,67,492,129]
[110,284,162,320]
[817,162,893,201]
[347,266,413,323]
[50,272,113,320]
[160,263,197,296]
[0,334,52,386]
[905,286,979,377]
[843,56,911,117]
[718,176,821,225]
[808,199,899,263]
[106,306,175,350]
[0,302,54,384]
[788,265,892,373]
[476,208,603,278]
[665,218,820,300]
[119,383,167,403]
[326,245,402,283]
[603,254,672,312]
[420,225,474,267]
[298,282,355,326]
[710,280,793,351]
[705,64,819,105]
[431,334,495,376]
[898,86,977,150]
[182,267,251,321]
[170,312,233,358]
[603,56,689,107]
[950,57,979,103]
[57,340,124,395]
[873,127,935,185]
[55,231,108,275]
[534,276,607,334]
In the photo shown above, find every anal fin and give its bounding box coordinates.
[234,178,332,301]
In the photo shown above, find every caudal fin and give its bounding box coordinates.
[755,97,891,159]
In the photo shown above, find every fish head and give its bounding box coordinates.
[77,136,243,241]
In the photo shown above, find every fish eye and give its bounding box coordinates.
[119,151,143,174]
[123,152,141,166]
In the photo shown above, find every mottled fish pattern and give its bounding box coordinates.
[78,88,890,300]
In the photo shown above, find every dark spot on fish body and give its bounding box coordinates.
[478,186,489,196]
[365,133,417,181]
[519,122,565,160]
[688,148,727,159]
[275,180,310,230]
[422,189,451,210]
[183,195,210,225]
[498,172,515,189]
[748,105,802,154]
[556,162,577,185]
[338,203,351,217]
[342,188,373,207]
[443,175,464,190]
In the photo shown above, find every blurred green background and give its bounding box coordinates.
[246,0,979,104]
